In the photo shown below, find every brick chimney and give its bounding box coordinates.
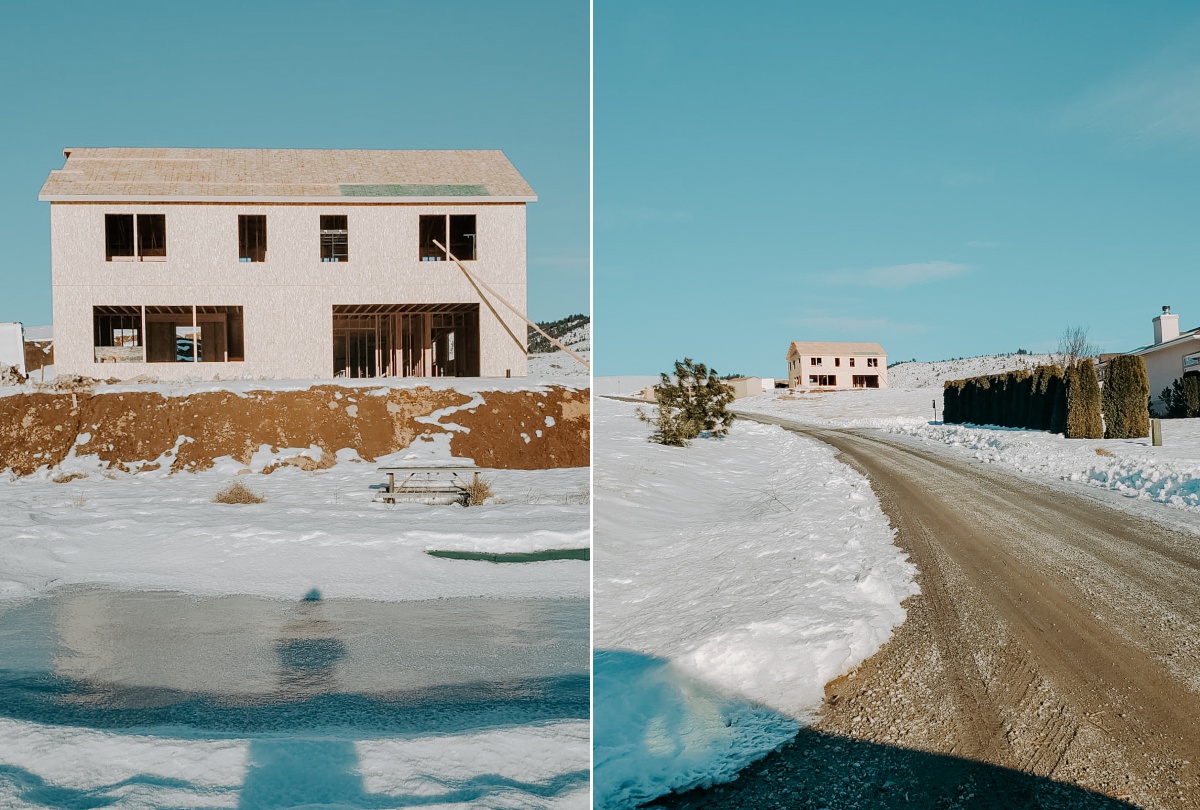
[1153,305,1180,344]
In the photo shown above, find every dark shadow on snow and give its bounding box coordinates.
[646,727,1141,810]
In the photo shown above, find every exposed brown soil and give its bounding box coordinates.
[0,384,589,475]
[24,340,53,374]
[451,387,590,468]
[659,415,1200,810]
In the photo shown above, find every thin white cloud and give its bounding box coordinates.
[820,261,970,289]
[1060,35,1200,144]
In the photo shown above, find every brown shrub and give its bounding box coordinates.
[214,481,266,504]
[463,475,494,506]
[52,471,86,484]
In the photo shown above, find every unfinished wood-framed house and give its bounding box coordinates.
[786,341,888,390]
[39,147,536,380]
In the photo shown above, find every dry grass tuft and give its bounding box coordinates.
[463,475,494,507]
[214,480,266,504]
[1095,447,1116,457]
[52,472,86,484]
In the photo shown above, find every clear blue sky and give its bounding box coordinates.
[595,2,1200,376]
[0,0,588,327]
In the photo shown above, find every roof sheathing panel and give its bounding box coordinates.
[39,148,535,201]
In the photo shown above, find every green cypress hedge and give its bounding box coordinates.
[1101,355,1150,439]
[1048,367,1067,435]
[1066,360,1103,439]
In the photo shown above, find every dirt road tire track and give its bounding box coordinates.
[652,417,1200,809]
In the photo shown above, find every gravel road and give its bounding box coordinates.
[651,419,1200,809]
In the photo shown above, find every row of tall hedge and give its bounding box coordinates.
[943,356,1150,439]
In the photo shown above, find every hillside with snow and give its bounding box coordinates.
[528,315,590,378]
[887,353,1056,389]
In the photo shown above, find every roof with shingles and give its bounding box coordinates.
[39,147,536,202]
[787,341,887,358]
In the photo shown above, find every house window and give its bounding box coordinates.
[810,357,822,366]
[867,358,879,367]
[849,358,855,367]
[419,214,476,261]
[834,358,840,367]
[809,374,837,386]
[106,214,166,261]
[853,375,880,389]
[93,306,144,363]
[239,215,267,262]
[320,215,348,262]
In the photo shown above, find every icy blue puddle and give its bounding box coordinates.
[0,589,589,808]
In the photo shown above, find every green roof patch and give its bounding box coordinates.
[340,183,490,197]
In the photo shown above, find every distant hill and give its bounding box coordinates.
[527,314,590,378]
[529,314,590,354]
[888,353,1057,389]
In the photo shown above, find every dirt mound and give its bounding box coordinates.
[0,384,589,476]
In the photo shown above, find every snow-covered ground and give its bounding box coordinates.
[0,452,589,602]
[734,385,1200,515]
[593,398,918,809]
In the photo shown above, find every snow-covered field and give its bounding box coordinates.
[0,370,591,809]
[0,452,589,602]
[593,398,918,809]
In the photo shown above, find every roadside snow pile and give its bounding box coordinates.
[886,420,1200,511]
[593,399,917,809]
[887,353,1055,389]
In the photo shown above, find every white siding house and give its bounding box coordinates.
[39,148,536,380]
[1128,306,1200,411]
[786,341,888,390]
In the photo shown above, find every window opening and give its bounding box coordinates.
[419,214,476,261]
[239,215,267,262]
[105,214,167,260]
[320,215,348,262]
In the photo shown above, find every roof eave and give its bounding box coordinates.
[1129,331,1200,356]
[38,193,537,204]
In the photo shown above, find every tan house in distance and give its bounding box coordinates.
[787,341,887,390]
[39,147,535,381]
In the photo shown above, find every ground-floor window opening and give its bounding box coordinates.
[809,374,837,386]
[852,374,880,388]
[333,304,480,378]
[94,305,243,363]
[93,306,144,363]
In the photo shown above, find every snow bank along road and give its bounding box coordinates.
[676,413,1200,810]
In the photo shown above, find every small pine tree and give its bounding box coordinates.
[1065,359,1103,439]
[1101,355,1150,439]
[1159,375,1200,418]
[640,358,735,446]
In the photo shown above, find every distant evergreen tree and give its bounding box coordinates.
[1101,355,1150,439]
[1066,360,1103,439]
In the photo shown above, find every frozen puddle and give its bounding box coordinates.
[0,589,590,809]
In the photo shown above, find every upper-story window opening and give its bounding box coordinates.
[320,215,348,262]
[239,215,267,262]
[106,214,166,261]
[419,214,476,261]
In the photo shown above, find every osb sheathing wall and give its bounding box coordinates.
[0,385,589,476]
[50,202,529,380]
